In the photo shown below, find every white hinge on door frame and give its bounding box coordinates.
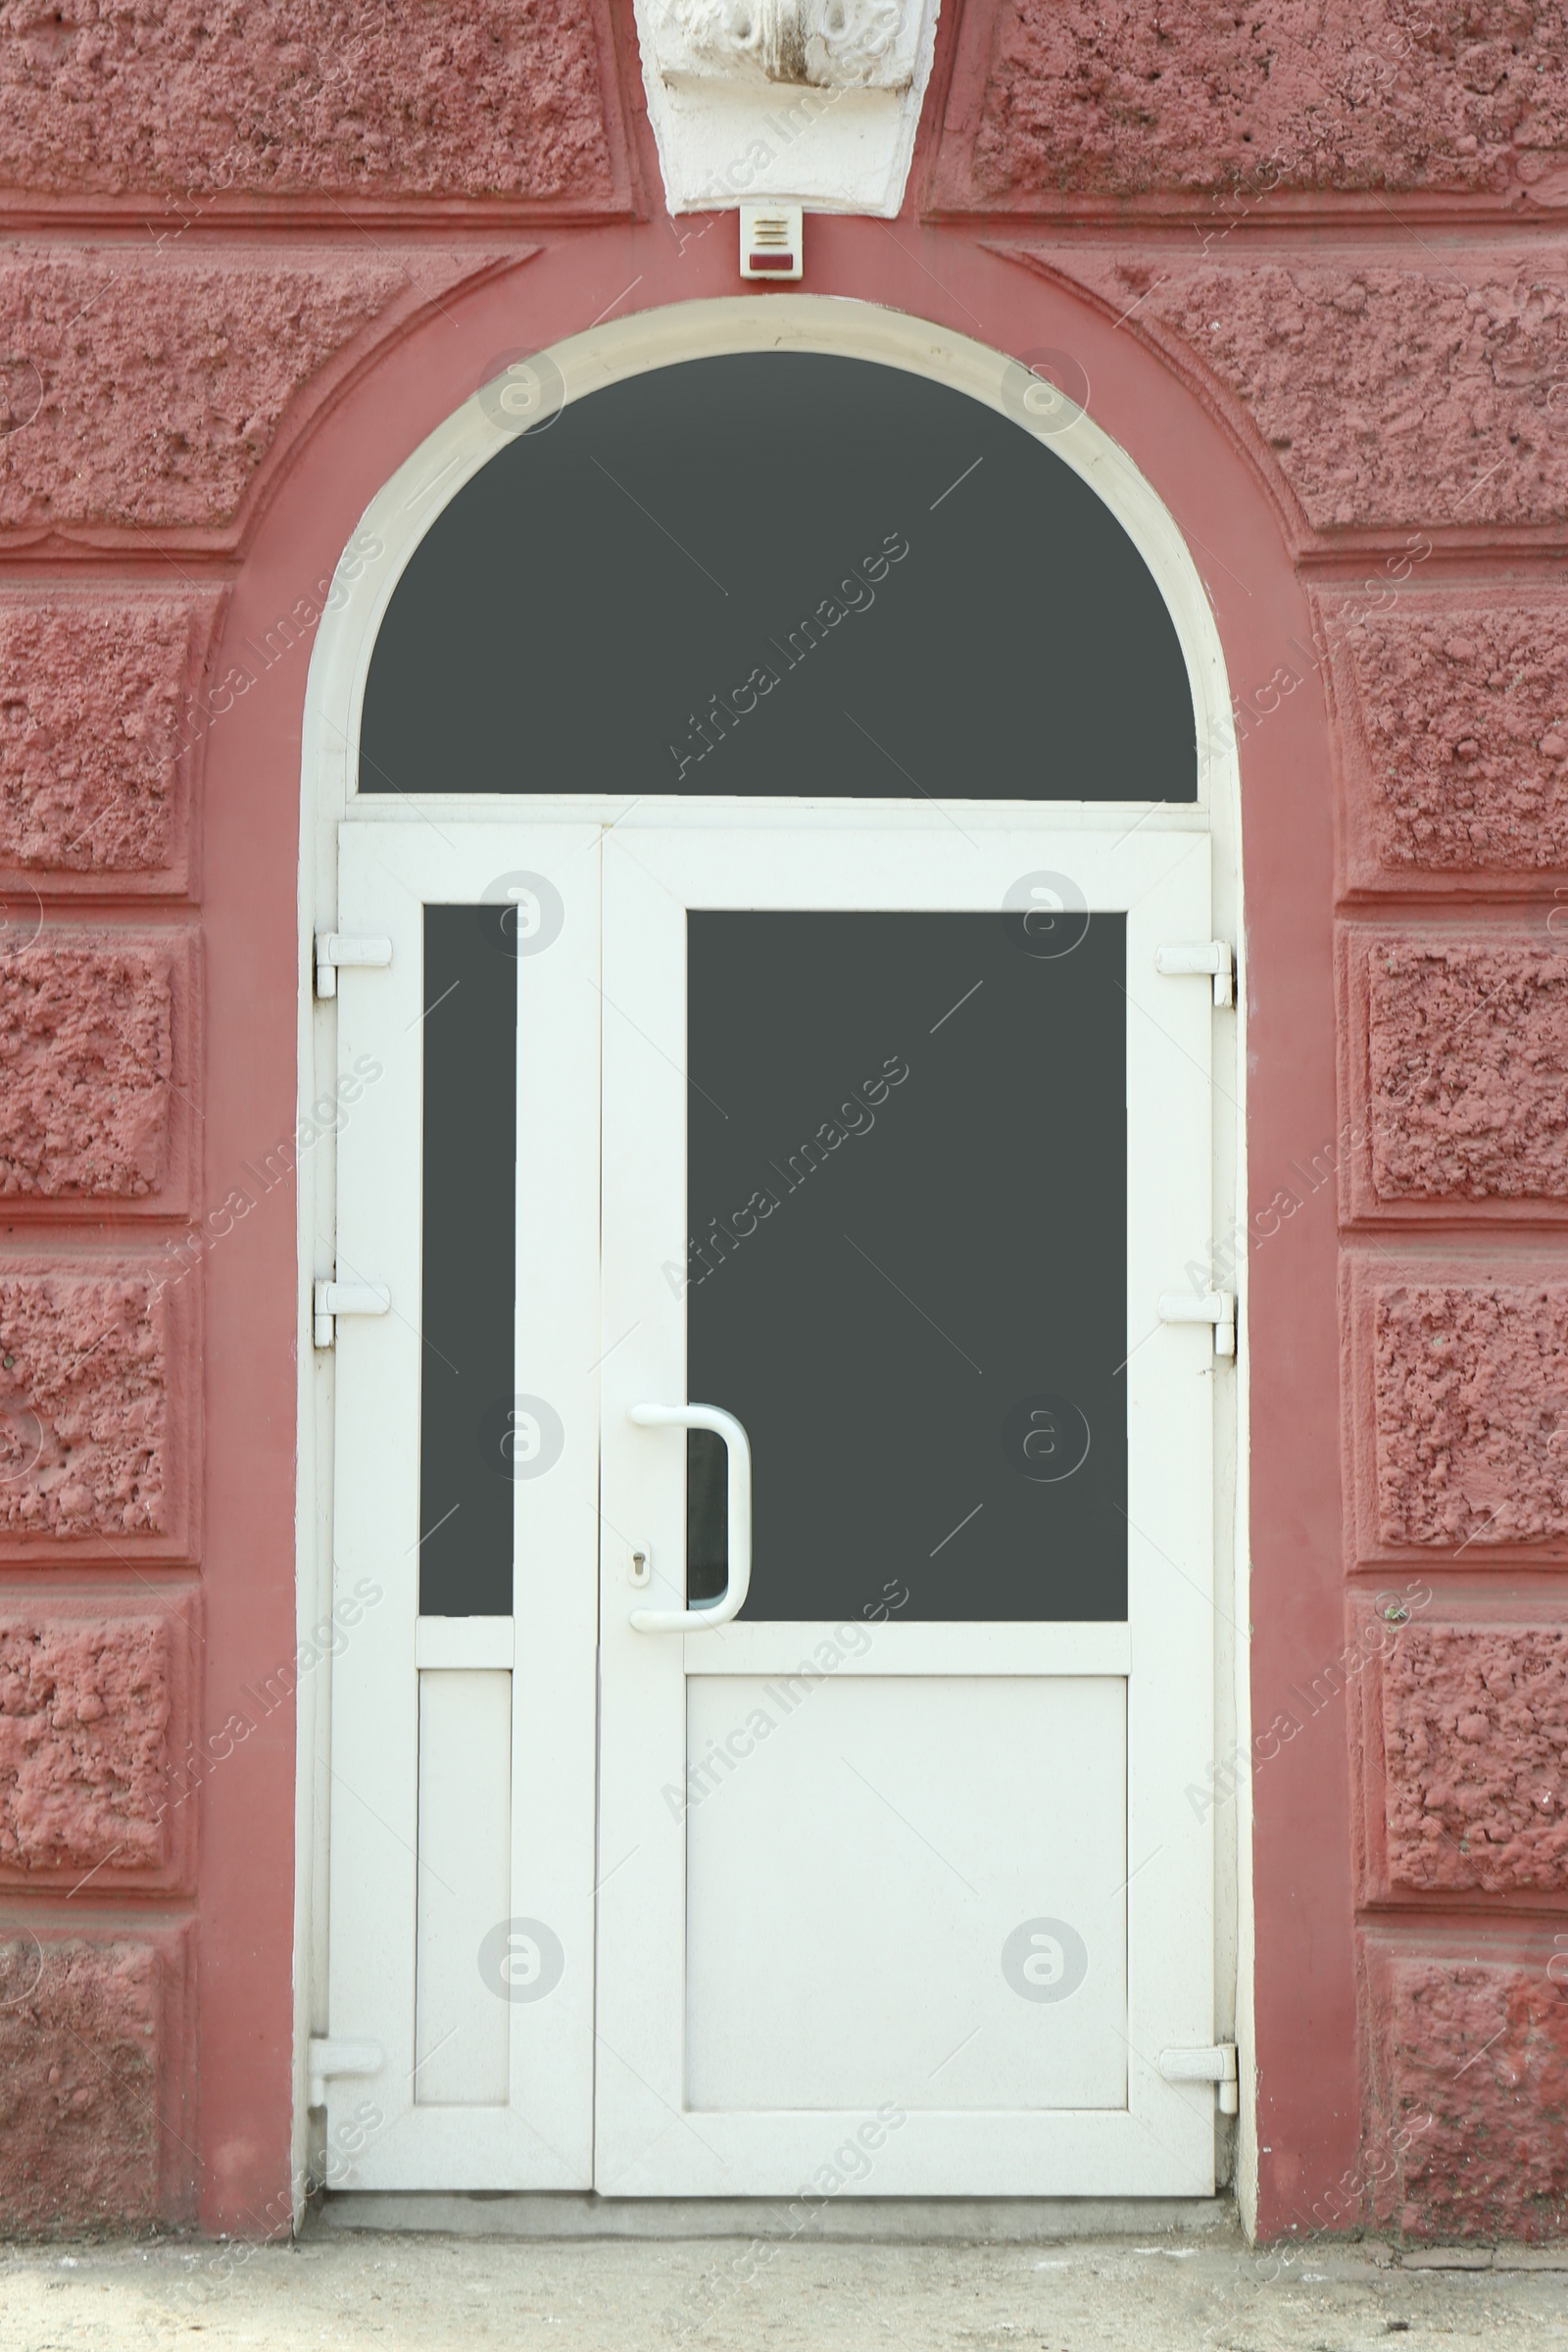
[1158,1289,1237,1358]
[1158,2042,1240,2115]
[307,2034,384,2112]
[314,932,393,998]
[313,1279,391,1350]
[1155,939,1235,1007]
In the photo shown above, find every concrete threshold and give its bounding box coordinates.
[313,2191,1237,2243]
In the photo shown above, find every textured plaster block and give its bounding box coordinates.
[0,0,617,201]
[1365,1946,1568,2241]
[1319,591,1568,880]
[0,935,183,1200]
[0,1267,191,1551]
[0,1932,179,2230]
[1382,1624,1568,1893]
[1371,1281,1568,1550]
[0,591,219,879]
[0,1608,184,1877]
[0,249,502,536]
[961,0,1568,202]
[1361,941,1568,1204]
[1009,252,1568,532]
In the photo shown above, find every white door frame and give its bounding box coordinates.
[293,294,1250,2224]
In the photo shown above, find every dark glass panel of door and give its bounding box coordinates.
[686,911,1127,1623]
[419,906,517,1616]
[361,353,1195,805]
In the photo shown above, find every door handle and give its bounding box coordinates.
[626,1402,752,1633]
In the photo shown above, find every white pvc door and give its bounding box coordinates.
[323,822,600,2188]
[322,815,1224,2200]
[595,824,1221,2197]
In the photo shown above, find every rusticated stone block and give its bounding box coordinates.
[0,0,615,201]
[1020,254,1568,530]
[0,1613,173,1874]
[1366,1948,1568,2240]
[0,939,173,1198]
[1149,259,1568,529]
[0,592,218,876]
[1373,1283,1568,1548]
[0,250,427,534]
[1383,1626,1568,1892]
[0,1934,168,2230]
[966,0,1568,202]
[0,1272,168,1539]
[1366,944,1568,1201]
[1320,592,1568,875]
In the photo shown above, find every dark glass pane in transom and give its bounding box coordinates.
[362,353,1195,805]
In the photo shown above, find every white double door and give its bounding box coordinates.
[323,815,1223,2197]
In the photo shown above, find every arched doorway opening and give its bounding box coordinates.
[300,298,1245,2206]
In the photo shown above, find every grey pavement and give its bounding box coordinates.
[2,2217,1567,2349]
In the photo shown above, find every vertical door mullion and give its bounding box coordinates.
[509,832,601,2180]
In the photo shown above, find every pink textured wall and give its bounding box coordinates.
[1377,1622,1568,1895]
[985,249,1568,538]
[0,1926,192,2230]
[947,0,1568,204]
[0,250,516,542]
[0,0,619,201]
[0,936,181,1199]
[1363,944,1568,1203]
[0,592,220,880]
[0,1601,195,1884]
[0,0,1559,2247]
[1371,1281,1568,1548]
[1361,1940,1568,2239]
[1318,591,1568,884]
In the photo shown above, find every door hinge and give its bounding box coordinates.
[315,932,393,998]
[313,1279,391,1350]
[1158,2042,1240,2115]
[1155,940,1234,1008]
[307,2035,383,2111]
[1158,1289,1237,1358]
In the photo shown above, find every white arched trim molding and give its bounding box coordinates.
[293,294,1251,2231]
